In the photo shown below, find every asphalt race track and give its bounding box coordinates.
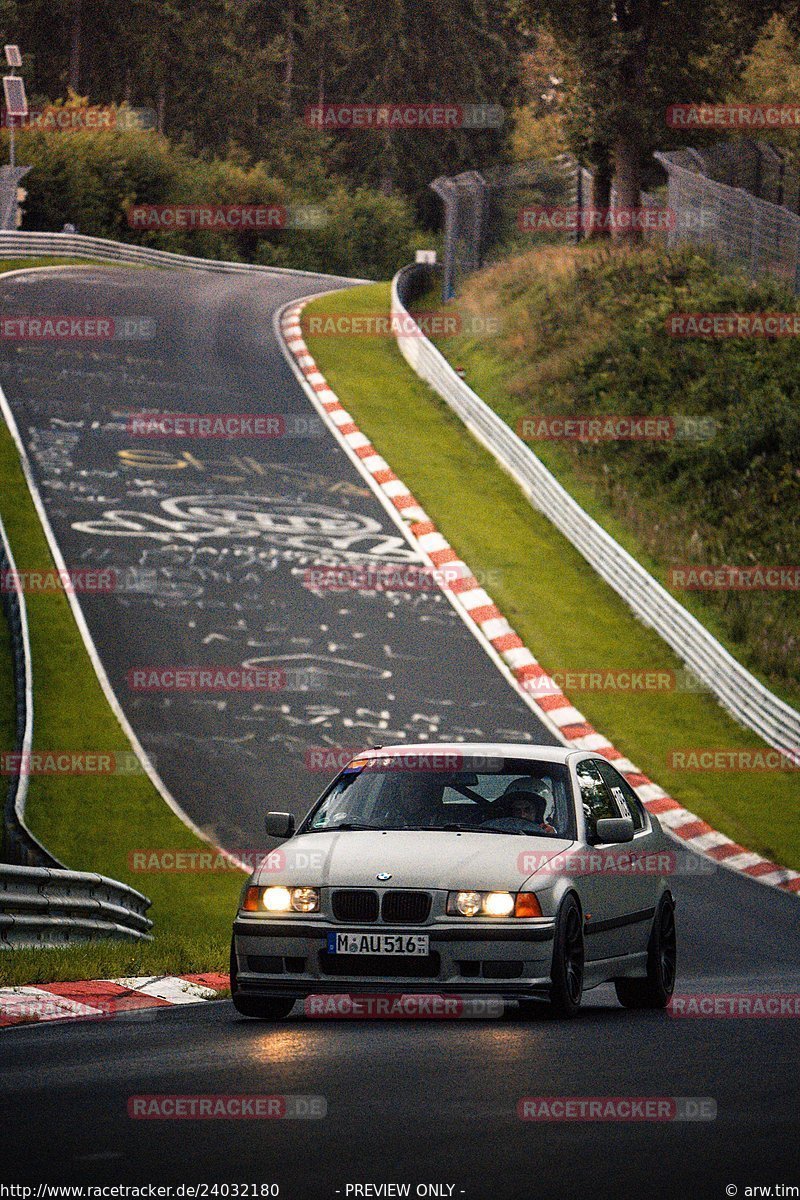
[0,265,557,850]
[1,267,799,1199]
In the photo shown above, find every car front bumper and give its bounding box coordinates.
[232,916,557,998]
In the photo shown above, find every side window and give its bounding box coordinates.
[594,759,647,832]
[575,759,619,840]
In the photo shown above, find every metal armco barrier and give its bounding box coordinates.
[0,517,153,942]
[0,229,370,282]
[0,863,152,946]
[0,514,60,868]
[392,263,800,757]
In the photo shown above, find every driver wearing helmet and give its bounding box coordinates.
[501,778,556,834]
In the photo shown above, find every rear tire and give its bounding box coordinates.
[614,895,677,1010]
[549,895,584,1018]
[230,936,296,1020]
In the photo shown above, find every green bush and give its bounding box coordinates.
[1,119,421,278]
[255,186,418,279]
[442,244,800,701]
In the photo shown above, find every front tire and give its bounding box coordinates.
[549,894,584,1017]
[614,895,677,1010]
[230,936,296,1020]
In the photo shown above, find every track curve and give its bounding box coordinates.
[1,265,798,1198]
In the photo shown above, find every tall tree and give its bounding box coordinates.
[517,0,787,240]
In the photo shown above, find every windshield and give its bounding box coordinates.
[301,757,574,838]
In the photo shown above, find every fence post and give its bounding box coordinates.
[748,194,764,282]
[430,176,457,301]
[575,163,584,245]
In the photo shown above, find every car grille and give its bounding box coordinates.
[319,951,441,978]
[331,889,379,923]
[381,890,431,924]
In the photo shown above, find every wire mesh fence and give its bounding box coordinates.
[656,150,800,292]
[432,142,800,298]
[669,138,800,213]
[430,171,488,301]
[430,157,574,299]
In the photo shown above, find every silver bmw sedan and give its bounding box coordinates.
[231,744,677,1019]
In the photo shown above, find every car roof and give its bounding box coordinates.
[355,742,577,765]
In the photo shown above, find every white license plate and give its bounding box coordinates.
[327,932,429,956]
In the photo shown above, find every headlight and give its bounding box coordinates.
[447,890,514,917]
[447,891,542,918]
[483,891,515,917]
[242,886,320,913]
[452,890,483,917]
[291,887,320,913]
[264,886,293,912]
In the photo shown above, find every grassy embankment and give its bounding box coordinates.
[304,275,799,872]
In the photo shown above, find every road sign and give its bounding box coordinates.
[4,45,22,68]
[3,75,27,116]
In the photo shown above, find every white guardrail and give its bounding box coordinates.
[0,514,61,871]
[0,863,152,946]
[0,513,153,944]
[0,229,370,282]
[391,263,800,757]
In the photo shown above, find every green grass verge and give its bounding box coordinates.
[0,598,13,801]
[420,245,800,709]
[1,937,233,990]
[304,283,800,872]
[0,258,242,987]
[0,257,134,272]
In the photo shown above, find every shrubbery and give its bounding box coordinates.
[453,244,800,699]
[1,114,422,279]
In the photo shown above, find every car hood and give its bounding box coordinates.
[253,829,575,891]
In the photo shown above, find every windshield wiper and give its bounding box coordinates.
[435,823,513,834]
[319,822,385,831]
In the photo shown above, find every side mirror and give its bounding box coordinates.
[265,811,295,839]
[594,815,634,844]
